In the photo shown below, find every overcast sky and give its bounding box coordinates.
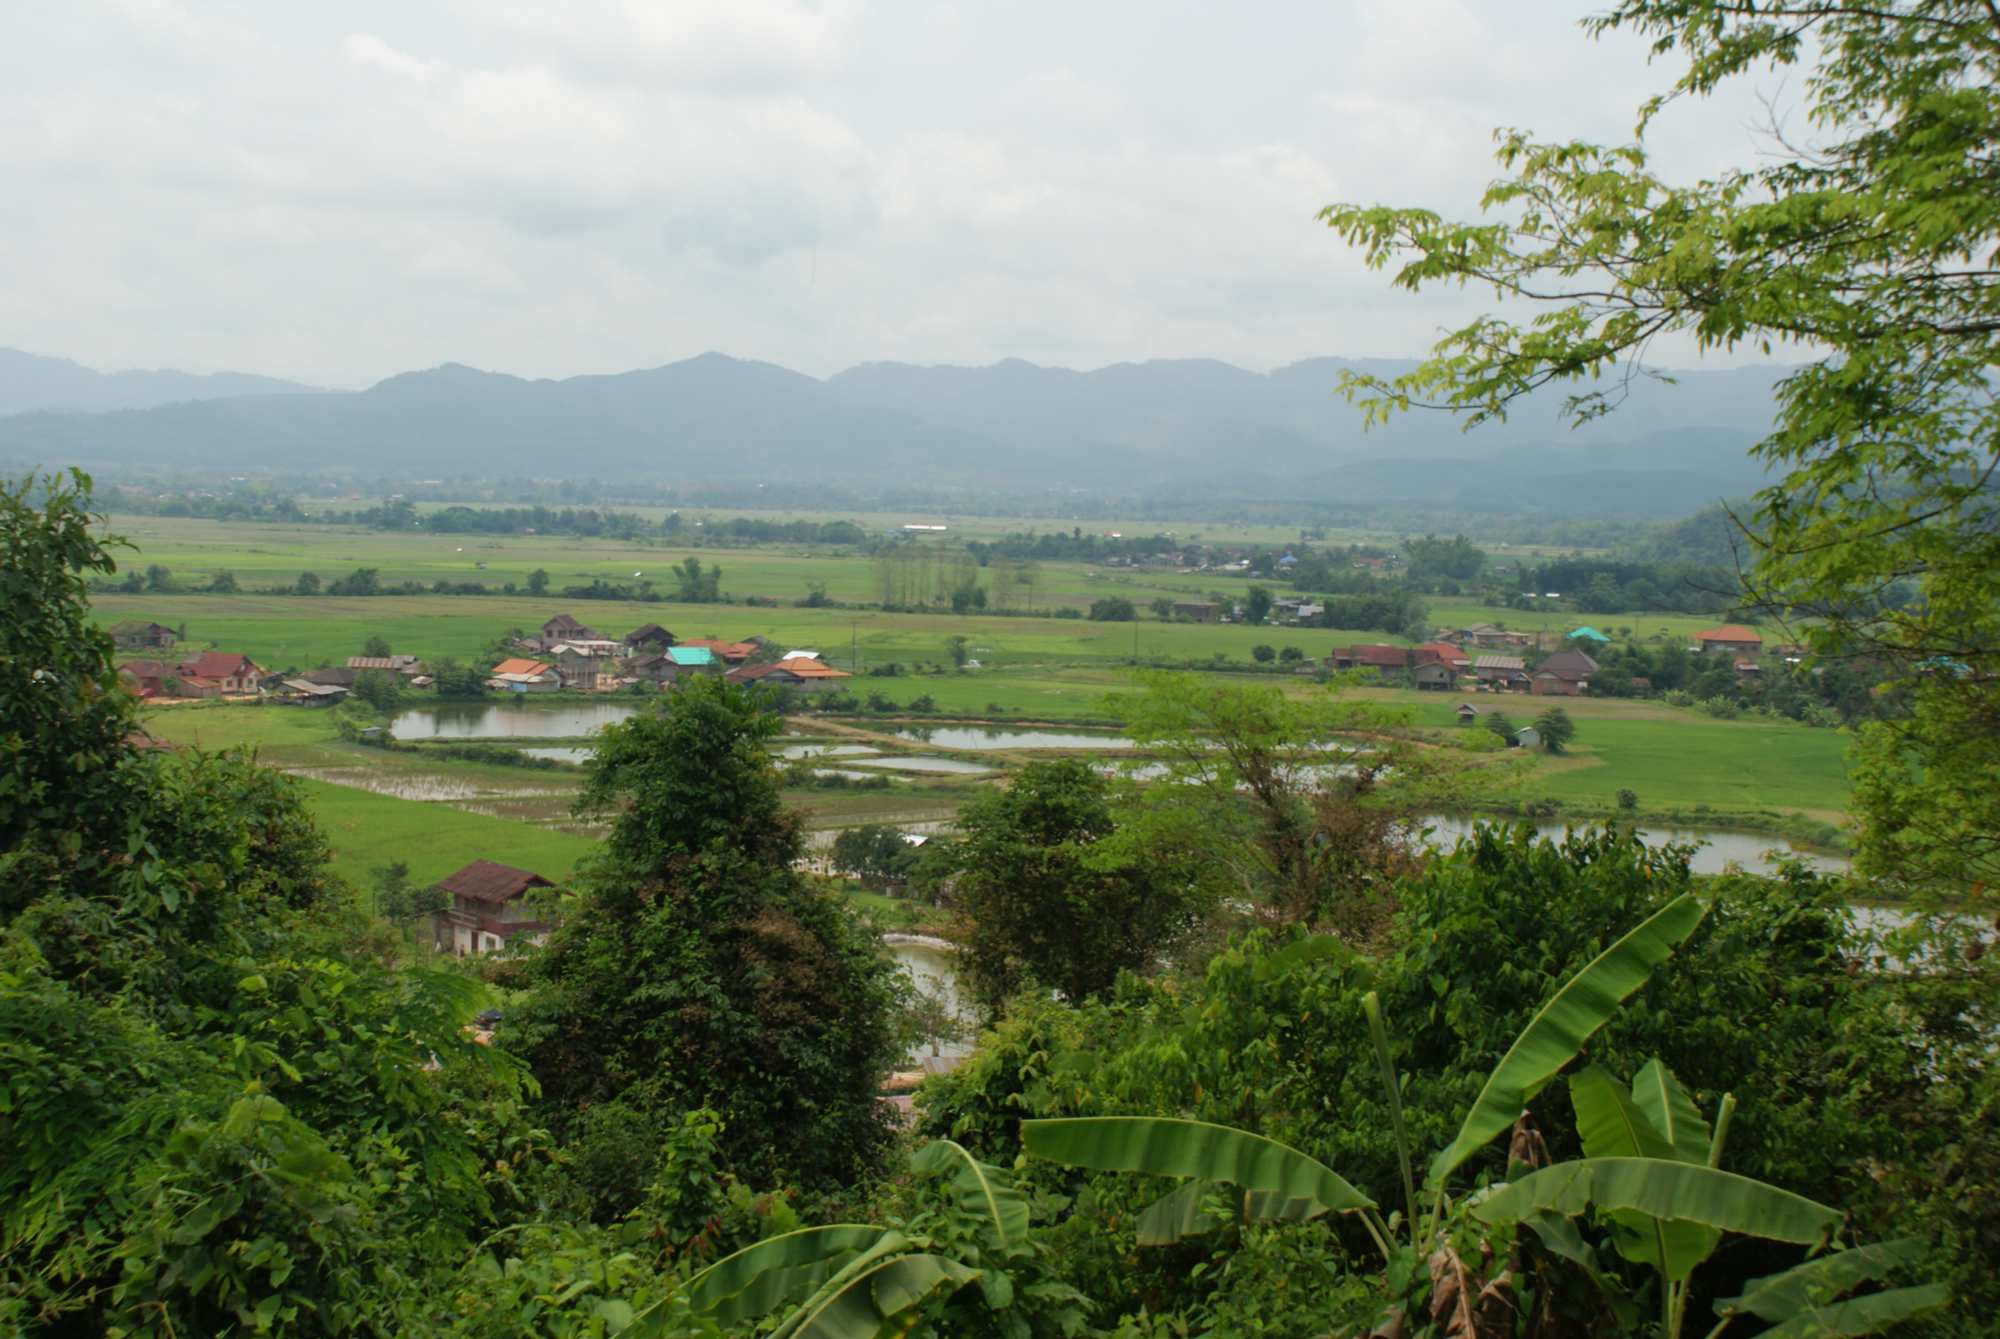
[0,1,1796,387]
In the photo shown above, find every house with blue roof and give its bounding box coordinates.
[1566,626,1612,645]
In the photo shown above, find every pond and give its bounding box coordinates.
[1420,816,1850,877]
[777,743,881,759]
[886,726,1133,750]
[391,702,639,740]
[888,938,971,1060]
[520,746,593,765]
[847,756,997,775]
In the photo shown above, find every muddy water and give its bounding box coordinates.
[846,756,996,775]
[1421,816,1850,876]
[777,743,881,759]
[886,726,1133,750]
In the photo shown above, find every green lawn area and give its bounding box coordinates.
[1504,716,1852,817]
[298,778,598,892]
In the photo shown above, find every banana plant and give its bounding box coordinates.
[1023,893,1946,1336]
[631,1138,1077,1339]
[1025,892,1709,1261]
[1472,1059,1946,1339]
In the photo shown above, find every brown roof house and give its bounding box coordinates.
[1473,654,1531,690]
[110,620,181,650]
[433,860,555,956]
[623,623,676,653]
[347,654,426,676]
[1530,649,1599,696]
[541,613,601,641]
[1412,661,1461,691]
[1693,625,1763,657]
[173,652,266,696]
[1330,644,1410,679]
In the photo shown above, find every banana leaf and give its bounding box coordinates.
[1630,1059,1710,1164]
[1134,1178,1332,1245]
[1754,1284,1949,1338]
[684,1224,889,1324]
[1429,894,1706,1188]
[1715,1239,1928,1322]
[1022,1116,1373,1213]
[910,1139,1028,1252]
[778,1252,980,1339]
[1473,1158,1840,1246]
[1570,1065,1719,1280]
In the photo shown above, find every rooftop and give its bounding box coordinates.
[437,860,554,905]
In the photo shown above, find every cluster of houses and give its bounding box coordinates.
[491,614,853,695]
[109,611,855,706]
[1324,622,1788,697]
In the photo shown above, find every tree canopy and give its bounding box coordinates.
[1322,0,2000,901]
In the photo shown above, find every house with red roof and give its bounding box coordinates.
[725,660,855,693]
[432,860,555,956]
[488,658,559,692]
[1693,625,1764,657]
[1329,644,1410,682]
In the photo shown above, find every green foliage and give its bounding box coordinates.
[525,567,549,596]
[1534,705,1577,753]
[1250,643,1275,663]
[1087,596,1136,622]
[1244,585,1273,625]
[828,823,922,892]
[947,759,1212,1013]
[1320,0,2000,904]
[510,677,907,1202]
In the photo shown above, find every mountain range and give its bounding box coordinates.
[0,348,322,416]
[0,348,1794,516]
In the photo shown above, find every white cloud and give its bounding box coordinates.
[0,0,1795,383]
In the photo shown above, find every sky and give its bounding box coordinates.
[0,1,1801,388]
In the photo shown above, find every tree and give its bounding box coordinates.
[1109,672,1495,934]
[944,634,971,668]
[830,824,922,891]
[207,568,238,593]
[1088,596,1137,622]
[327,567,381,597]
[1321,0,2000,901]
[1150,596,1175,621]
[801,578,831,607]
[526,567,549,596]
[948,760,1211,1013]
[1251,643,1276,663]
[508,676,905,1205]
[144,563,173,592]
[674,555,722,603]
[294,570,320,595]
[1244,584,1274,625]
[429,657,486,698]
[362,634,392,658]
[350,669,403,712]
[1534,705,1577,753]
[1484,710,1516,744]
[1279,645,1305,663]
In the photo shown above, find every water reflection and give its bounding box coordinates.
[1420,816,1850,877]
[391,702,639,739]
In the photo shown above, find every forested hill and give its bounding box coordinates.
[0,350,1793,516]
[0,347,324,415]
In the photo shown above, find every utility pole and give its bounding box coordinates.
[851,621,859,674]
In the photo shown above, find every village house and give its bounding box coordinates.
[116,660,173,699]
[301,666,360,688]
[676,638,758,665]
[1451,623,1534,650]
[346,654,426,676]
[1413,641,1472,670]
[1171,601,1221,623]
[1330,645,1409,679]
[1693,624,1764,657]
[665,645,722,675]
[1566,626,1612,648]
[1530,648,1599,697]
[1473,654,1531,690]
[487,657,559,693]
[172,651,266,696]
[1455,701,1482,724]
[622,652,683,685]
[1411,662,1460,691]
[725,661,854,693]
[272,678,350,706]
[622,623,676,653]
[432,860,554,956]
[540,613,600,642]
[109,620,180,650]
